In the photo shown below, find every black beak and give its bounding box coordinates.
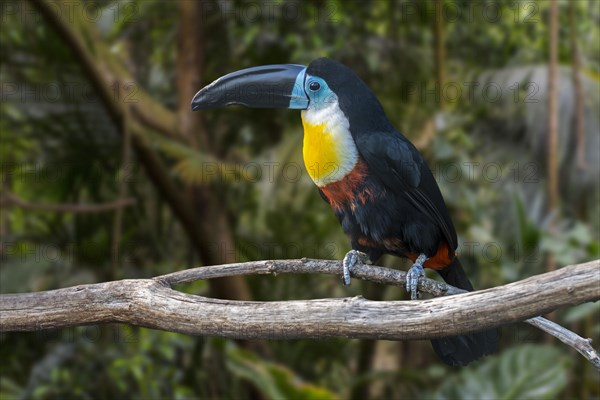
[191,64,309,111]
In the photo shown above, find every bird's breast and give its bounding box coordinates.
[301,105,358,187]
[318,159,371,209]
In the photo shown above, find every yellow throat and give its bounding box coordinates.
[301,106,358,187]
[302,119,341,184]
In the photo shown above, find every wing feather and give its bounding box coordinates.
[355,132,457,250]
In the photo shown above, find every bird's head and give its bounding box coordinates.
[191,58,395,187]
[191,58,391,131]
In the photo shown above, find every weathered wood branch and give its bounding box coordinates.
[526,315,600,369]
[1,259,598,368]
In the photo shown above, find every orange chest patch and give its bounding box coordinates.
[319,160,372,209]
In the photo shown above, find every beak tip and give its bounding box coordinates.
[191,92,204,111]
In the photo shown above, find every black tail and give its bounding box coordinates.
[431,258,499,366]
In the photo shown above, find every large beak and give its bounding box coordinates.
[191,64,309,111]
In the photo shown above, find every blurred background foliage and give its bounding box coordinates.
[1,0,599,399]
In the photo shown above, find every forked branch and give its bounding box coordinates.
[1,259,599,369]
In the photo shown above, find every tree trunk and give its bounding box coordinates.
[545,0,560,329]
[547,0,559,214]
[177,0,251,301]
[569,1,586,169]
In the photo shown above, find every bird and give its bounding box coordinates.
[191,57,499,366]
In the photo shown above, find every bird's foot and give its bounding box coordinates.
[406,253,428,300]
[342,250,370,286]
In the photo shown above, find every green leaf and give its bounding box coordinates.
[432,344,569,400]
[226,343,339,400]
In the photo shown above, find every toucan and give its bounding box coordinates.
[191,58,499,366]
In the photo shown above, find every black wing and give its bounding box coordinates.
[355,131,457,250]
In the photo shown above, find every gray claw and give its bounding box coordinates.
[406,254,427,300]
[406,264,425,299]
[342,250,369,286]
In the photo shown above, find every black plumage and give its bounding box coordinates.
[309,58,498,366]
[192,57,499,366]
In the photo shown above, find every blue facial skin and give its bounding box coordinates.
[289,69,337,110]
[289,68,308,109]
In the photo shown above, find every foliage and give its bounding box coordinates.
[432,344,570,400]
[226,342,338,400]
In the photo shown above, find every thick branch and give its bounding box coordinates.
[2,260,598,364]
[158,259,600,368]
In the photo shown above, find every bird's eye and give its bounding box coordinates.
[309,81,321,91]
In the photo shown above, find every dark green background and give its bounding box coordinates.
[1,1,599,398]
